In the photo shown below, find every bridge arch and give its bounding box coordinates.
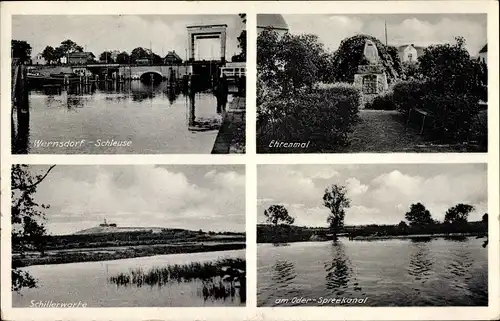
[140,71,164,83]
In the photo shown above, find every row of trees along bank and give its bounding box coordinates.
[12,32,246,65]
[259,183,488,243]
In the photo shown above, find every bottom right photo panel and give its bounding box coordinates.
[257,164,488,307]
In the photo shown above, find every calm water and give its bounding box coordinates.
[258,238,488,306]
[13,249,245,307]
[13,81,225,154]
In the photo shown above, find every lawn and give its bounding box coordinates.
[328,110,486,153]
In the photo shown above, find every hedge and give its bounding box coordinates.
[392,79,483,143]
[364,90,396,110]
[257,82,361,152]
[392,79,428,115]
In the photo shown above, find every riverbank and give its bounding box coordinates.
[257,222,487,243]
[258,232,486,244]
[211,96,246,154]
[349,232,486,241]
[14,242,246,267]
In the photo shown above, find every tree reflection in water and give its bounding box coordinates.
[324,241,355,295]
[272,260,297,290]
[407,240,433,282]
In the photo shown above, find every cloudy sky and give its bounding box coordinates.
[26,165,245,235]
[12,15,245,60]
[283,14,487,55]
[258,164,487,227]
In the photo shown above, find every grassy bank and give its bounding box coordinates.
[14,242,246,267]
[257,222,487,243]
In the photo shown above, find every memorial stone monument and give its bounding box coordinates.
[353,39,389,107]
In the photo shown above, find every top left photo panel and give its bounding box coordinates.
[11,14,246,154]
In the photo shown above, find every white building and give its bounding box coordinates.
[32,53,46,65]
[257,14,289,36]
[397,44,425,63]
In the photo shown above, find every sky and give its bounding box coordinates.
[12,15,245,60]
[258,164,488,227]
[283,14,487,55]
[24,165,245,235]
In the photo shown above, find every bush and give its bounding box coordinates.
[421,91,481,142]
[257,83,361,152]
[392,79,427,115]
[364,90,396,110]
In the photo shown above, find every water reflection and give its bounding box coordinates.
[11,85,30,154]
[272,260,297,286]
[12,107,30,154]
[12,79,221,154]
[324,242,353,294]
[407,242,433,282]
[446,246,473,279]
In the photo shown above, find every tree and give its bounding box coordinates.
[54,46,66,64]
[58,39,84,55]
[398,221,409,233]
[264,205,294,226]
[323,185,351,241]
[482,213,488,226]
[11,40,32,64]
[116,51,130,64]
[444,203,474,225]
[41,46,56,65]
[401,61,421,80]
[405,203,433,227]
[130,47,149,64]
[232,30,247,62]
[330,34,401,84]
[99,51,114,63]
[257,29,330,95]
[238,13,247,24]
[11,165,55,292]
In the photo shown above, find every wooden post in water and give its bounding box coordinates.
[15,65,30,154]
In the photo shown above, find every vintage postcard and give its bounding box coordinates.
[10,14,246,155]
[1,1,499,321]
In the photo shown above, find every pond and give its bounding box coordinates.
[13,249,245,307]
[12,81,227,154]
[257,238,487,306]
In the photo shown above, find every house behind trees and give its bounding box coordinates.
[68,52,95,65]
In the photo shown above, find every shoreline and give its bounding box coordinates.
[257,232,486,244]
[14,242,246,267]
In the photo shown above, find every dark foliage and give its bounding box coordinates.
[364,90,396,110]
[329,34,401,83]
[257,83,361,153]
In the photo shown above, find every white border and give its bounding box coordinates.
[1,1,499,321]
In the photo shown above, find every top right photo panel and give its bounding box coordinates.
[257,14,488,153]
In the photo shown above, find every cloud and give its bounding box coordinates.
[284,14,486,54]
[258,164,487,227]
[345,178,369,196]
[33,165,245,235]
[12,15,245,59]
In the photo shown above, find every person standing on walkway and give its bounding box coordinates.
[215,74,228,114]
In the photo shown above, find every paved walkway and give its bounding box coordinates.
[211,97,246,154]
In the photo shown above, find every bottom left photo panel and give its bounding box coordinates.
[10,164,246,307]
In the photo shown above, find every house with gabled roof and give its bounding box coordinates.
[396,44,425,63]
[164,50,183,65]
